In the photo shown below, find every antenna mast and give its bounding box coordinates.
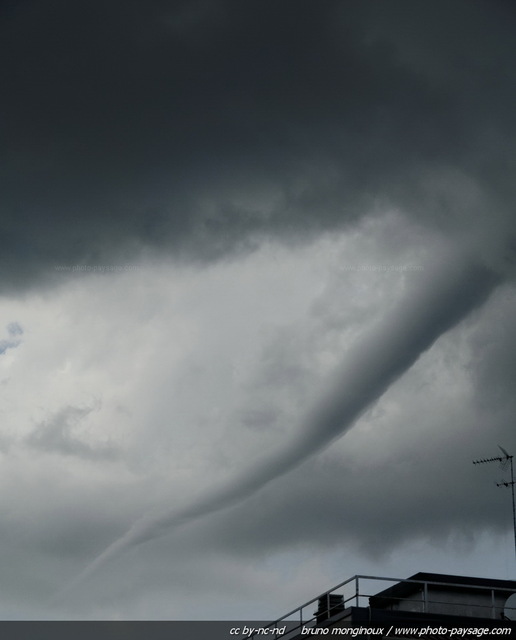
[473,446,516,562]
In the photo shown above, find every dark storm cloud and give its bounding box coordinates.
[2,0,516,291]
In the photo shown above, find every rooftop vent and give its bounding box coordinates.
[314,594,344,624]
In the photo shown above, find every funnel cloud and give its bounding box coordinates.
[65,252,499,593]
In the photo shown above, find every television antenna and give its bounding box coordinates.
[473,446,516,562]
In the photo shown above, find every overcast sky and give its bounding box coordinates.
[1,0,516,621]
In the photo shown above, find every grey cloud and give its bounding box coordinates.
[239,407,279,432]
[204,458,502,560]
[26,405,117,461]
[467,287,516,410]
[0,340,19,355]
[0,323,23,354]
[7,322,23,336]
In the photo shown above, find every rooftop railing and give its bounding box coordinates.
[247,574,516,640]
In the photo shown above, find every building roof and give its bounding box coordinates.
[369,572,516,609]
